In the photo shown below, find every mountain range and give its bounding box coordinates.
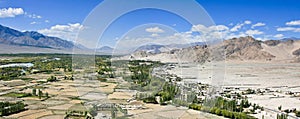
[0,24,75,49]
[1,24,300,62]
[134,42,205,54]
[0,24,205,54]
[129,36,300,63]
[0,24,116,54]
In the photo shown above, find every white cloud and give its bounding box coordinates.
[191,24,265,40]
[274,34,284,38]
[251,22,266,28]
[30,21,37,25]
[277,27,295,31]
[0,7,24,18]
[230,20,252,32]
[151,33,159,37]
[277,27,300,32]
[45,20,49,23]
[244,20,252,24]
[230,23,244,32]
[245,30,263,36]
[256,37,269,41]
[145,27,164,33]
[191,24,209,33]
[286,20,300,26]
[27,14,42,19]
[225,32,254,39]
[209,25,229,31]
[191,24,229,32]
[191,24,229,40]
[38,23,84,41]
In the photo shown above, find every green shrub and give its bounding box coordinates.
[47,76,57,82]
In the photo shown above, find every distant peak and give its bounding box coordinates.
[23,31,43,35]
[280,37,300,41]
[228,36,256,42]
[23,31,45,40]
[98,46,113,50]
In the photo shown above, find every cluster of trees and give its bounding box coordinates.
[125,60,179,105]
[32,88,49,99]
[128,62,152,86]
[205,97,239,112]
[225,93,242,99]
[206,107,256,119]
[127,60,162,87]
[136,82,179,104]
[249,103,264,113]
[0,56,35,65]
[239,99,251,112]
[277,113,288,119]
[188,103,202,110]
[0,56,39,81]
[64,75,74,80]
[0,101,26,116]
[242,88,256,95]
[296,110,300,117]
[188,97,257,119]
[127,75,164,92]
[47,76,57,82]
[156,83,178,104]
[0,54,73,81]
[4,92,32,98]
[65,110,92,119]
[116,105,128,115]
[34,57,72,73]
[136,85,178,104]
[0,56,73,81]
[278,106,300,118]
[142,96,158,104]
[0,67,24,80]
[96,59,114,78]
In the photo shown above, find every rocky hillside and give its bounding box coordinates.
[262,38,300,61]
[222,36,275,60]
[129,36,300,63]
[169,45,210,63]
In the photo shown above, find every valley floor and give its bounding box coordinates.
[167,61,300,118]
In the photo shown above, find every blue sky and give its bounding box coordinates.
[0,0,300,48]
[0,0,102,30]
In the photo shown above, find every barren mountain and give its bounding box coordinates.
[262,39,300,62]
[128,36,300,63]
[223,36,275,61]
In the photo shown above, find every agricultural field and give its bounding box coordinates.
[0,54,227,119]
